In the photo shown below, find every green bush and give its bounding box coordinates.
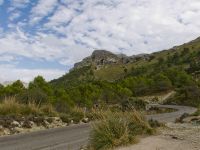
[60,113,71,123]
[70,107,84,123]
[89,110,153,150]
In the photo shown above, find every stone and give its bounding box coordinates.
[22,120,33,128]
[11,121,21,127]
[3,128,11,135]
[72,50,149,71]
[43,120,50,128]
[82,118,89,123]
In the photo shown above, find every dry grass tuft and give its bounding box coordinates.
[89,110,154,150]
[0,97,57,116]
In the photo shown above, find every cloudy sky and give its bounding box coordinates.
[0,0,200,82]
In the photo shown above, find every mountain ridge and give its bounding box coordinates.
[51,36,200,85]
[72,49,151,71]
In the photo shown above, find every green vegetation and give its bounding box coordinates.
[193,107,200,116]
[0,97,57,116]
[0,37,200,122]
[89,110,153,150]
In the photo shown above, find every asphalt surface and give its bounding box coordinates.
[0,105,197,150]
[147,104,197,122]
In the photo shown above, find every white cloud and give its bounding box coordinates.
[0,64,65,83]
[30,0,58,24]
[0,55,15,62]
[8,0,30,12]
[11,0,30,7]
[0,0,3,5]
[43,0,200,55]
[1,0,200,82]
[0,28,90,65]
[9,11,21,21]
[45,5,75,27]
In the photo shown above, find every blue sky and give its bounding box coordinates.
[0,0,200,82]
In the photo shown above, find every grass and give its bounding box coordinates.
[193,106,200,116]
[89,110,154,150]
[0,97,57,116]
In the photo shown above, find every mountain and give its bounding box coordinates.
[51,36,200,86]
[72,50,151,71]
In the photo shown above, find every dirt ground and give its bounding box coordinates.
[118,123,200,150]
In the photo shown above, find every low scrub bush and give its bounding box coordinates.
[148,119,164,128]
[40,104,58,116]
[86,108,106,121]
[60,113,71,123]
[70,107,84,123]
[89,110,153,150]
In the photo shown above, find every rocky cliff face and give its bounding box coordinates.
[73,50,150,70]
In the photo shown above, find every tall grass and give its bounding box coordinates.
[89,110,153,150]
[0,97,57,116]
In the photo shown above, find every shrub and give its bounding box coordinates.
[148,119,164,128]
[40,104,58,116]
[89,110,153,150]
[0,97,41,116]
[70,107,84,123]
[86,108,106,120]
[121,98,146,111]
[0,97,57,117]
[60,113,71,123]
[17,89,49,105]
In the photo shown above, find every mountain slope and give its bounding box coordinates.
[52,37,200,84]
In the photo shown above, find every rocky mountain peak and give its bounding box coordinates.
[73,49,149,70]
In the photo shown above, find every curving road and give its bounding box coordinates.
[0,105,197,150]
[147,104,197,123]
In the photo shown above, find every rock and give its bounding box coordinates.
[170,135,184,140]
[22,120,33,128]
[82,118,89,123]
[14,127,24,133]
[3,128,11,135]
[72,50,148,71]
[53,117,61,122]
[43,120,50,128]
[11,121,21,127]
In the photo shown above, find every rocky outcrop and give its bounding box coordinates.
[73,50,150,70]
[74,50,122,70]
[0,116,89,136]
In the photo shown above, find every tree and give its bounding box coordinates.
[17,88,48,105]
[54,89,74,113]
[152,74,172,92]
[28,76,54,103]
[2,80,25,97]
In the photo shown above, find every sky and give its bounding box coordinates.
[0,0,200,83]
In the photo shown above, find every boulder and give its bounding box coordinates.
[82,118,89,123]
[11,121,21,127]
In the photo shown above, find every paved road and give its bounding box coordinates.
[0,105,197,150]
[147,104,197,122]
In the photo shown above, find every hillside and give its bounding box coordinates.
[52,37,200,84]
[50,37,200,108]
